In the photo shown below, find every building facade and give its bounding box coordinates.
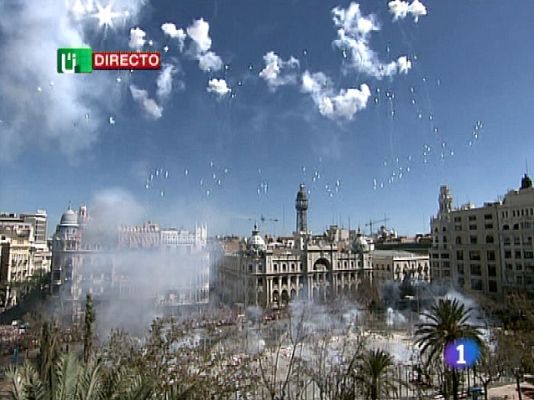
[215,185,373,309]
[0,210,51,308]
[430,175,534,296]
[372,250,430,285]
[51,205,210,320]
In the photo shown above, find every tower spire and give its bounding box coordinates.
[295,183,308,233]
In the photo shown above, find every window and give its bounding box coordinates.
[443,236,447,243]
[282,263,287,272]
[454,217,461,223]
[517,276,523,285]
[469,215,477,221]
[469,251,481,261]
[469,224,477,230]
[470,236,478,244]
[455,225,462,231]
[291,263,295,271]
[487,251,496,261]
[488,264,496,277]
[515,250,522,259]
[513,224,520,230]
[516,263,523,271]
[486,235,494,244]
[505,250,511,259]
[504,237,511,246]
[471,279,483,290]
[443,226,447,232]
[457,263,464,274]
[456,250,464,260]
[456,236,462,245]
[458,277,465,286]
[248,264,253,273]
[514,236,521,245]
[525,251,534,259]
[470,264,482,275]
[485,223,493,229]
[273,263,278,272]
[484,214,492,220]
[489,280,498,292]
[503,224,510,231]
[257,278,263,286]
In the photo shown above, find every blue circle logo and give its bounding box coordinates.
[443,338,481,369]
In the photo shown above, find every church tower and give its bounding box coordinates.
[295,184,308,233]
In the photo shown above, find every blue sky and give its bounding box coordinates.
[1,0,534,236]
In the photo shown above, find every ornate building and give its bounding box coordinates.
[214,185,373,309]
[51,204,210,321]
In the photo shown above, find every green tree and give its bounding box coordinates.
[356,349,399,400]
[415,298,483,400]
[83,293,95,364]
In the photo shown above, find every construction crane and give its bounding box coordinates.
[365,217,390,236]
[247,214,279,229]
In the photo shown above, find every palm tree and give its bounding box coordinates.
[7,353,153,400]
[415,298,483,400]
[356,349,399,400]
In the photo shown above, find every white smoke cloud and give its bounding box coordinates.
[397,55,412,74]
[198,51,223,72]
[0,0,147,162]
[129,85,163,119]
[186,18,223,72]
[186,18,212,53]
[128,26,146,49]
[388,0,427,22]
[332,2,412,79]
[207,78,231,97]
[161,22,186,51]
[301,71,371,120]
[259,51,300,90]
[156,64,177,100]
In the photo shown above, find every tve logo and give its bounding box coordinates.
[57,48,160,73]
[443,338,481,369]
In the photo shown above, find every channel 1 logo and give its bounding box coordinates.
[443,338,481,369]
[57,48,161,73]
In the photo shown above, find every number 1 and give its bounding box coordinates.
[456,344,466,364]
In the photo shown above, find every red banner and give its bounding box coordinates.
[92,51,161,70]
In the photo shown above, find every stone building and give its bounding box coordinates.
[0,210,51,308]
[51,204,210,321]
[430,174,534,296]
[372,250,430,285]
[214,184,373,309]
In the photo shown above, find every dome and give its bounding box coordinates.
[60,208,79,226]
[247,225,266,253]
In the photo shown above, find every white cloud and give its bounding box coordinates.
[185,18,223,72]
[186,18,212,53]
[129,85,163,119]
[207,78,231,97]
[331,2,412,79]
[128,26,147,49]
[301,70,371,120]
[388,0,427,22]
[198,51,223,72]
[156,64,177,100]
[259,51,300,90]
[0,0,146,162]
[161,22,186,51]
